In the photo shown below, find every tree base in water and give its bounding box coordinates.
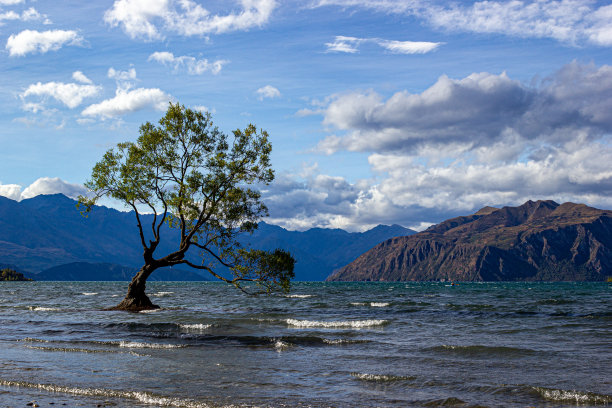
[107,295,160,312]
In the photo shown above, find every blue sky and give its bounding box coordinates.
[1,0,611,231]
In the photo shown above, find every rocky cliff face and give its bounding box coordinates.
[327,200,612,282]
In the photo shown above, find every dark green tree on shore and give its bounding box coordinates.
[79,103,295,311]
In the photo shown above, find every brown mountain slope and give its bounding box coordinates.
[327,200,612,282]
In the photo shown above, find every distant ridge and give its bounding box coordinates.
[0,194,415,281]
[328,200,612,282]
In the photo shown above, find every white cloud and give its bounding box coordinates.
[6,29,84,56]
[0,0,25,5]
[108,67,138,92]
[21,177,88,200]
[0,183,22,201]
[148,51,228,75]
[256,85,281,100]
[264,135,612,231]
[264,62,612,229]
[325,35,441,54]
[0,178,88,201]
[313,0,612,47]
[377,39,441,54]
[325,36,362,53]
[193,105,215,113]
[104,0,277,40]
[22,80,101,109]
[0,5,45,24]
[108,67,137,81]
[81,88,172,118]
[72,71,93,84]
[316,62,612,154]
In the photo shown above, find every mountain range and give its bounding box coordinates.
[0,194,414,281]
[328,200,612,282]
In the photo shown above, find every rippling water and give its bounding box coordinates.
[0,281,610,407]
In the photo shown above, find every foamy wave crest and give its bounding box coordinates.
[180,324,212,330]
[81,292,98,296]
[153,291,174,297]
[350,302,366,306]
[370,302,389,307]
[21,337,50,343]
[351,373,415,382]
[24,345,148,357]
[532,386,611,404]
[323,338,369,345]
[286,319,388,328]
[118,341,185,349]
[274,340,291,351]
[285,294,313,298]
[28,306,61,311]
[0,379,220,407]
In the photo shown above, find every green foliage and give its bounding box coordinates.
[0,268,32,281]
[79,102,294,293]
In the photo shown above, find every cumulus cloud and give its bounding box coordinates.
[22,75,101,109]
[256,85,281,100]
[0,7,47,24]
[0,0,25,5]
[325,35,441,54]
[0,183,22,201]
[316,62,612,154]
[108,67,137,82]
[313,0,612,46]
[72,71,93,84]
[6,29,84,56]
[81,88,172,118]
[148,51,228,75]
[0,178,88,201]
[104,0,276,40]
[264,136,612,231]
[263,62,612,230]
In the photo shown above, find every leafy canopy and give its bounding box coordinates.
[79,103,294,293]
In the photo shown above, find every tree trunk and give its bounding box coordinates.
[109,264,160,312]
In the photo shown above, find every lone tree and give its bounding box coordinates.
[79,103,295,311]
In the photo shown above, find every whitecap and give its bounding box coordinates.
[350,302,366,306]
[323,338,368,345]
[153,291,174,297]
[532,387,611,404]
[351,372,414,382]
[180,324,211,330]
[370,302,389,307]
[118,341,185,349]
[0,379,219,408]
[28,306,61,311]
[285,294,313,298]
[286,318,388,329]
[139,309,162,313]
[81,292,98,296]
[274,340,291,351]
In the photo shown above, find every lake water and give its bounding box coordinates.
[0,281,610,407]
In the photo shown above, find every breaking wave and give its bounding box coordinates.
[180,324,212,330]
[0,379,222,408]
[286,319,388,328]
[351,373,416,382]
[531,386,612,404]
[28,306,61,312]
[117,341,186,349]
